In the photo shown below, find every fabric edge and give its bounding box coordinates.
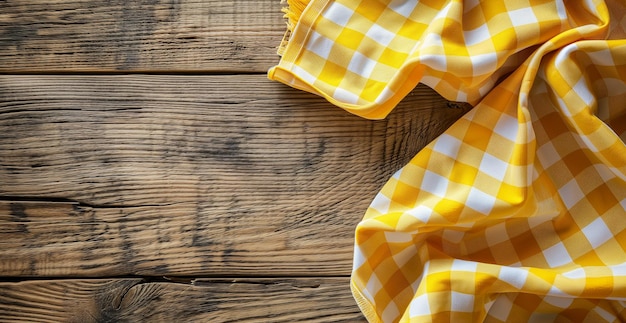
[277,0,312,56]
[351,278,381,323]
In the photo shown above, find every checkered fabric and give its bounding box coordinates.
[269,0,626,322]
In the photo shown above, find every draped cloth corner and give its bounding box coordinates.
[269,0,626,321]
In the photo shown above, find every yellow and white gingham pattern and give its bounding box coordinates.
[269,0,626,321]
[269,0,599,119]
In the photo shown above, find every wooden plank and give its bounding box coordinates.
[0,75,471,276]
[0,277,365,322]
[0,201,357,276]
[0,75,469,206]
[0,0,285,73]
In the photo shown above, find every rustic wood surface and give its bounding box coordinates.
[0,76,469,278]
[0,0,284,73]
[0,278,365,322]
[0,0,469,321]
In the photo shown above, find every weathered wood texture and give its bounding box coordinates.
[0,75,470,277]
[0,278,365,322]
[0,0,284,73]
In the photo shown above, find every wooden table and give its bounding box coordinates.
[0,1,470,321]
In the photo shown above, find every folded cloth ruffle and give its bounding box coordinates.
[269,0,626,321]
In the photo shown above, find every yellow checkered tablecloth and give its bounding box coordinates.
[269,0,626,321]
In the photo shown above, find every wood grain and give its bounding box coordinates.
[0,200,357,276]
[0,75,470,277]
[0,75,469,204]
[0,277,365,322]
[0,0,285,73]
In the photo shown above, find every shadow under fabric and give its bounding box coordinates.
[268,0,626,321]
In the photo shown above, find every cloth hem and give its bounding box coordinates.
[351,278,382,323]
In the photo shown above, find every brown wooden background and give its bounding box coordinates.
[0,1,470,321]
